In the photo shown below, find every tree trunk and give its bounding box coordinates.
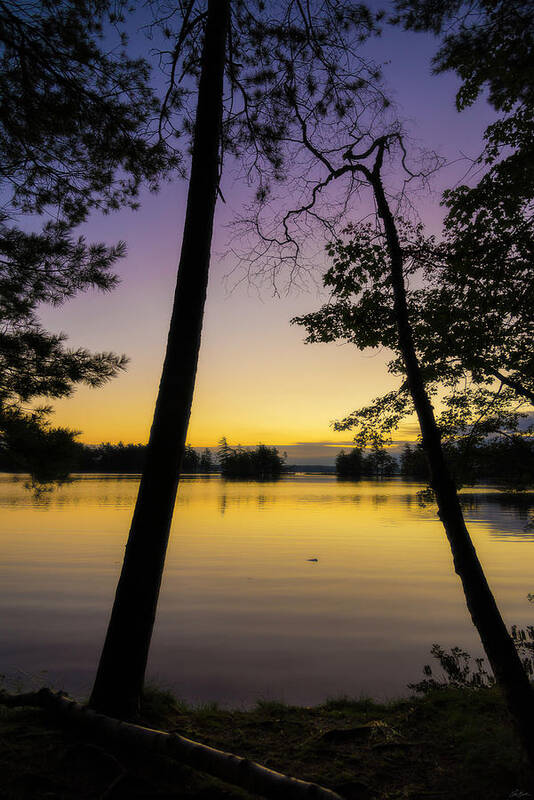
[369,149,534,780]
[89,0,231,720]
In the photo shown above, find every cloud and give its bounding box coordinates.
[288,441,356,448]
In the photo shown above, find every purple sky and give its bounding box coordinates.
[39,3,496,464]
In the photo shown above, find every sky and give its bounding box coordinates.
[38,3,496,465]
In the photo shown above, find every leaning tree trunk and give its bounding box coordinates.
[368,147,534,781]
[89,0,231,720]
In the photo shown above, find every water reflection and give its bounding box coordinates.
[0,474,141,510]
[0,474,532,705]
[460,492,534,540]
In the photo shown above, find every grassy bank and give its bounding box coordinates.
[0,685,525,799]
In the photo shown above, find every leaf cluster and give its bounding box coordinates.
[409,644,495,694]
[0,0,172,224]
[394,1,534,240]
[393,0,533,113]
[410,620,534,694]
[0,1,172,481]
[152,0,388,206]
[0,217,128,401]
[293,209,532,458]
[293,219,435,362]
[0,404,82,487]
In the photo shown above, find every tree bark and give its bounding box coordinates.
[1,689,344,800]
[368,144,534,781]
[89,0,231,720]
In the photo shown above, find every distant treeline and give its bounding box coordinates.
[4,437,530,485]
[75,442,216,473]
[0,441,215,475]
[336,446,397,478]
[400,439,534,488]
[217,438,285,479]
[0,439,286,479]
[336,438,534,487]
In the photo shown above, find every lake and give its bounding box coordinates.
[0,473,532,707]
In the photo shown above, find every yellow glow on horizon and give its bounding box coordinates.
[48,372,420,449]
[44,273,422,449]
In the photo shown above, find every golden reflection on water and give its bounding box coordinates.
[0,474,532,705]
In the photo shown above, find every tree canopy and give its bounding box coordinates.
[292,0,534,466]
[392,0,534,404]
[293,212,533,481]
[294,130,534,773]
[0,0,171,481]
[217,437,285,479]
[160,0,390,290]
[336,445,396,478]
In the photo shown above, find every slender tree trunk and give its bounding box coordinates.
[89,0,231,720]
[369,149,534,779]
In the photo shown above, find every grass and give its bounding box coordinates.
[0,684,528,799]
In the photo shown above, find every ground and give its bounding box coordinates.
[0,686,525,799]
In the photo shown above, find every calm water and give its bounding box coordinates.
[1,474,533,706]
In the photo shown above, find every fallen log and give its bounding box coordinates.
[0,689,344,800]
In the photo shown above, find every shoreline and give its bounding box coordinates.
[1,684,525,799]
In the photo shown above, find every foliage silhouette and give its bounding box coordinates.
[89,0,389,718]
[336,446,396,478]
[293,134,534,781]
[199,447,215,473]
[410,613,534,694]
[400,439,534,491]
[89,0,231,718]
[392,0,534,406]
[0,0,171,483]
[217,437,284,479]
[409,644,495,694]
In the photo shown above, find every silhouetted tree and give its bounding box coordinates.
[336,448,363,478]
[296,210,533,485]
[339,2,534,481]
[182,445,200,473]
[217,437,233,471]
[0,0,169,483]
[400,444,428,479]
[400,440,480,487]
[89,0,387,718]
[77,442,147,473]
[89,0,231,717]
[362,444,396,477]
[218,439,284,478]
[0,410,82,484]
[476,437,534,490]
[266,0,533,436]
[382,4,534,512]
[199,448,214,473]
[230,8,534,771]
[392,0,534,405]
[293,135,534,780]
[336,445,397,478]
